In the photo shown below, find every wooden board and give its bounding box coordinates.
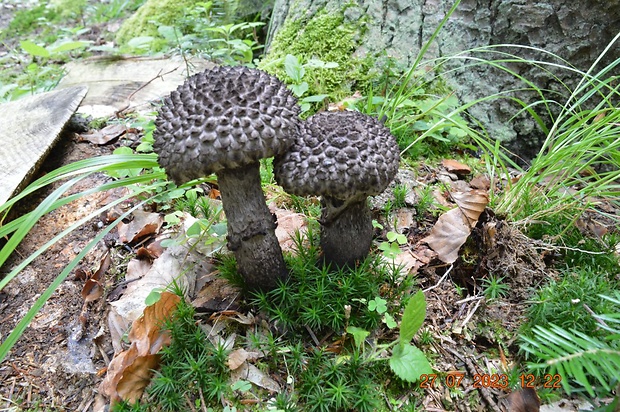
[58,55,214,118]
[0,86,87,205]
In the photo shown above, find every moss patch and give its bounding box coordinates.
[115,0,198,46]
[259,8,373,100]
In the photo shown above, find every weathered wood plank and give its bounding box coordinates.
[0,86,87,205]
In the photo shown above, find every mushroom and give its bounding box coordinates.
[153,66,301,291]
[274,111,400,268]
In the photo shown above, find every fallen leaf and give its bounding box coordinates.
[442,159,471,176]
[328,91,362,111]
[146,240,165,258]
[81,251,111,302]
[230,362,281,393]
[129,292,180,355]
[82,278,104,302]
[116,352,160,404]
[125,258,152,282]
[209,188,221,199]
[117,210,163,244]
[79,123,126,145]
[470,174,491,191]
[274,209,308,253]
[502,388,540,412]
[449,189,489,224]
[423,190,489,263]
[100,292,180,404]
[227,348,249,370]
[191,278,242,313]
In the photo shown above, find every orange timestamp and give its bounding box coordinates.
[419,373,563,390]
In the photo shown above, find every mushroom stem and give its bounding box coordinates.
[216,163,288,291]
[320,196,372,268]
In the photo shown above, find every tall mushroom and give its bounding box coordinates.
[274,111,400,268]
[153,66,301,291]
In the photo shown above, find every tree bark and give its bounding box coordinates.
[216,163,288,291]
[266,0,620,161]
[320,197,372,268]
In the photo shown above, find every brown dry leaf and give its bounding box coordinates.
[227,348,249,370]
[79,124,126,145]
[81,251,111,302]
[99,345,138,403]
[230,362,281,393]
[100,291,180,403]
[450,189,489,224]
[423,190,489,263]
[116,352,160,404]
[126,258,152,282]
[328,91,362,111]
[502,388,540,412]
[392,251,422,275]
[129,292,180,355]
[442,159,471,176]
[118,210,163,244]
[191,278,242,313]
[82,278,104,302]
[274,209,307,253]
[470,174,491,191]
[209,188,221,199]
[146,240,165,258]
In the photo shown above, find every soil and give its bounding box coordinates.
[0,131,121,410]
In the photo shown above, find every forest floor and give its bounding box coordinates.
[0,121,600,411]
[0,1,618,411]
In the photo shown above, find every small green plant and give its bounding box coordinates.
[520,292,620,399]
[374,221,408,259]
[251,251,389,332]
[346,290,433,383]
[481,275,510,301]
[283,54,337,114]
[392,184,408,209]
[413,184,437,220]
[126,295,234,411]
[358,296,397,329]
[525,268,619,338]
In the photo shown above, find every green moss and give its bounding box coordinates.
[4,3,57,37]
[259,8,374,100]
[49,0,87,19]
[115,0,198,45]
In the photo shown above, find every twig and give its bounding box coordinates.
[305,325,321,347]
[459,297,482,331]
[455,295,484,305]
[114,67,180,116]
[423,264,454,293]
[583,303,611,329]
[198,387,207,412]
[447,348,501,412]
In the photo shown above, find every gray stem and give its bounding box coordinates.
[216,163,288,291]
[320,196,372,268]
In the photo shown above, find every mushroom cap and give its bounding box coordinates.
[274,111,400,201]
[153,66,301,184]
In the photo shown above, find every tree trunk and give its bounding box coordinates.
[320,197,372,268]
[266,0,620,161]
[217,163,288,291]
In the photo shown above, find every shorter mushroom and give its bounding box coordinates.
[153,66,300,291]
[274,111,400,267]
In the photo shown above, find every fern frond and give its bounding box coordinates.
[521,322,620,397]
